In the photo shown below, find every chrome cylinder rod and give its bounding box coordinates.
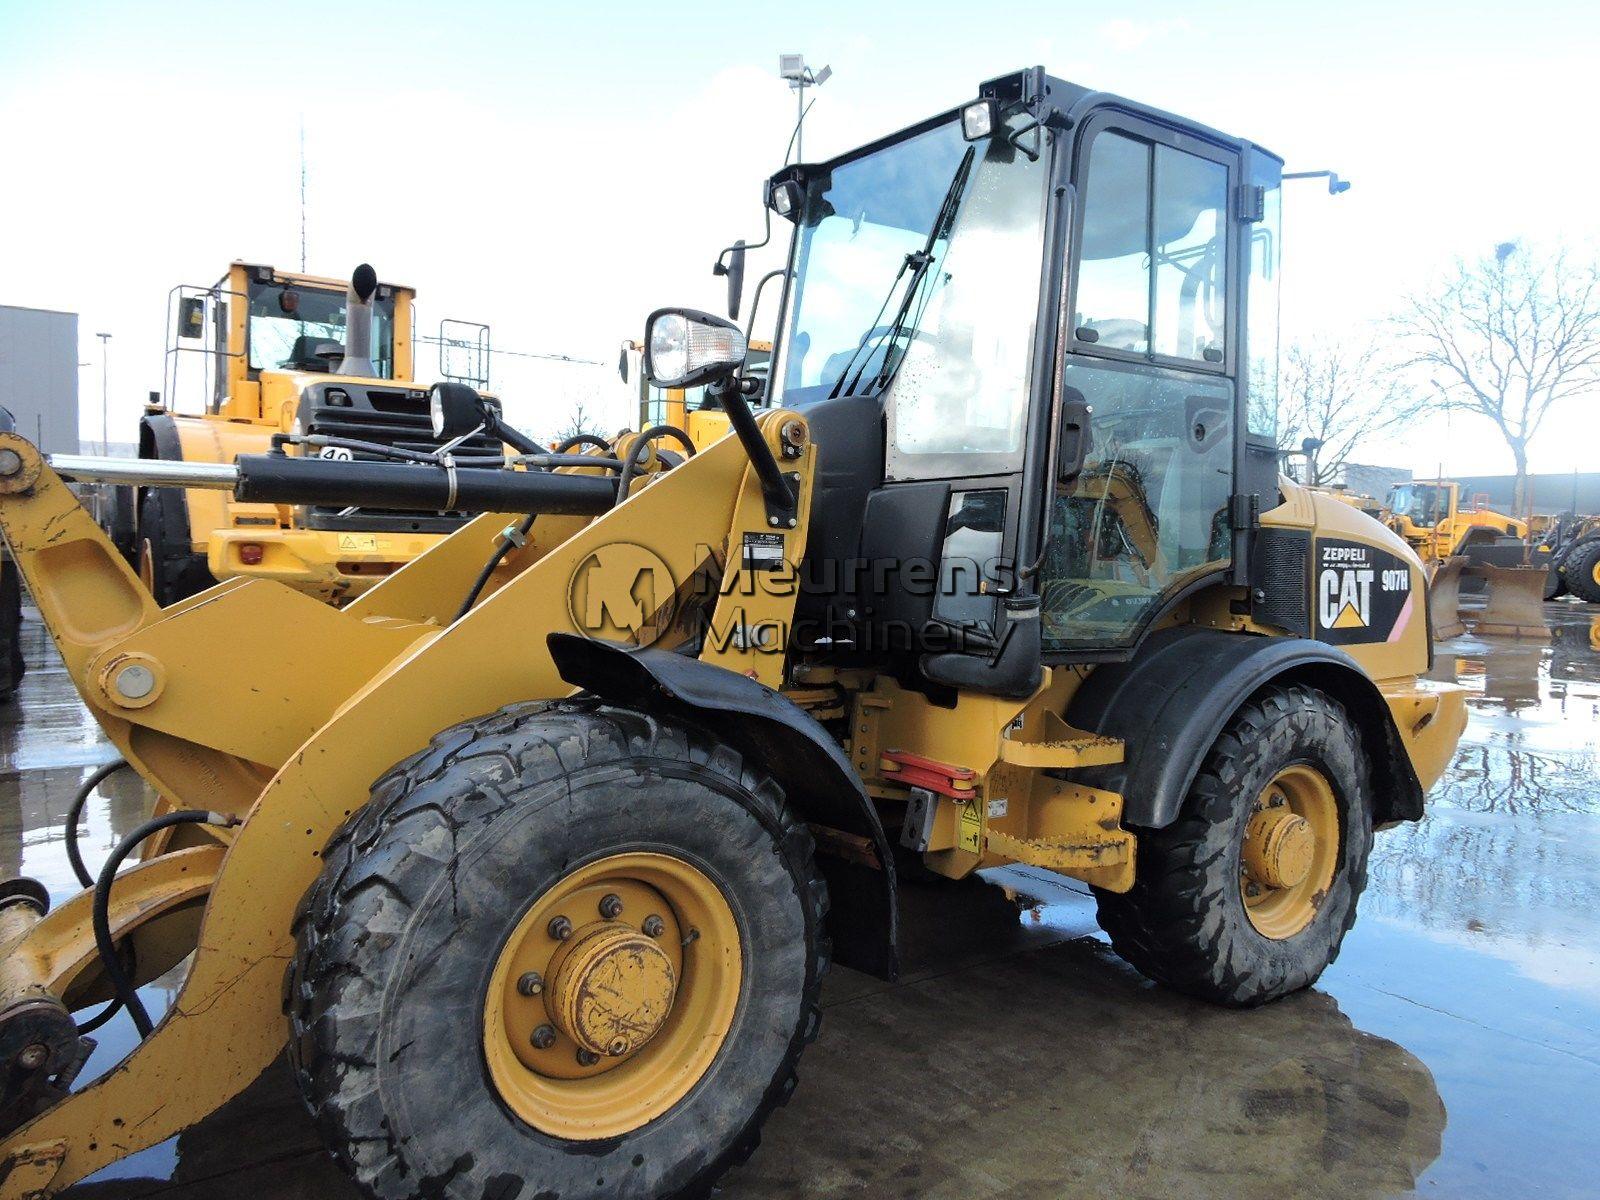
[45,455,239,490]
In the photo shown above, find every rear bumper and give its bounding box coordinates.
[207,527,449,600]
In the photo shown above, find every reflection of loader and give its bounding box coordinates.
[0,69,1466,1200]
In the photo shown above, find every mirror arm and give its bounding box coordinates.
[713,206,774,274]
[743,268,790,347]
[710,376,795,523]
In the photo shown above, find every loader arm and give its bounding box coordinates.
[0,413,817,1196]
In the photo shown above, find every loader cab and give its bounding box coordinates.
[765,69,1284,677]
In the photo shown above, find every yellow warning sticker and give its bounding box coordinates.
[958,801,982,854]
[337,534,380,553]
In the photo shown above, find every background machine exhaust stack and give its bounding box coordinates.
[335,263,379,377]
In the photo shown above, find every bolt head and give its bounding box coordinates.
[598,893,623,919]
[0,449,22,478]
[16,1043,47,1071]
[548,915,573,941]
[642,914,665,938]
[517,971,544,997]
[606,1036,630,1057]
[576,1048,600,1067]
[530,1024,557,1050]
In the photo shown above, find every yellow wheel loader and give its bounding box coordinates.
[1384,479,1528,563]
[0,68,1465,1200]
[131,261,502,605]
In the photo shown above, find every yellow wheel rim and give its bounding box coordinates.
[483,852,742,1140]
[1240,765,1340,939]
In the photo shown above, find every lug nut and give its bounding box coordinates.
[517,971,544,997]
[530,1024,556,1050]
[598,893,623,919]
[16,1043,47,1071]
[576,1048,600,1067]
[642,914,665,938]
[548,915,573,941]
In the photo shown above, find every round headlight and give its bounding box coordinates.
[428,382,485,441]
[429,387,446,437]
[648,313,691,387]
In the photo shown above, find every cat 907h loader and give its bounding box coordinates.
[0,67,1464,1200]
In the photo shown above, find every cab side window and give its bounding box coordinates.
[1075,130,1230,365]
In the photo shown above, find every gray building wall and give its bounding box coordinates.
[1338,462,1412,500]
[0,305,79,455]
[1447,472,1600,517]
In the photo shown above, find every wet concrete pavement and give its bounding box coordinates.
[3,600,1597,1198]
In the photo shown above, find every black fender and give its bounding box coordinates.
[1067,627,1427,829]
[547,632,899,981]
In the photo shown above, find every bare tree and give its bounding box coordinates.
[1395,243,1600,511]
[1276,338,1421,486]
[554,397,604,445]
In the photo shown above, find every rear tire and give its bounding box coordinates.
[1563,540,1600,605]
[287,699,829,1200]
[1093,684,1373,1006]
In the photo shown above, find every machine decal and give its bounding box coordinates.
[742,531,786,572]
[1314,539,1413,645]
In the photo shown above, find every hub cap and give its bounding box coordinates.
[1240,765,1340,939]
[483,852,741,1140]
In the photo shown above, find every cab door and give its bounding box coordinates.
[1037,112,1241,652]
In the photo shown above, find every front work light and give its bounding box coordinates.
[429,381,484,440]
[768,179,801,220]
[962,98,998,141]
[644,308,747,390]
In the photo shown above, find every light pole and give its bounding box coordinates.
[778,54,831,164]
[95,332,112,455]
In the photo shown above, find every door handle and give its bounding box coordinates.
[1056,388,1092,484]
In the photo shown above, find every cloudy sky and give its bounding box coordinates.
[2,0,1598,477]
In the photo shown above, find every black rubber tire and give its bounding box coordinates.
[0,561,23,703]
[1092,684,1373,1007]
[287,699,830,1200]
[1562,540,1600,604]
[136,486,211,605]
[107,485,138,568]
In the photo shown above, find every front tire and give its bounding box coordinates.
[287,700,829,1200]
[1094,684,1373,1006]
[1563,540,1600,604]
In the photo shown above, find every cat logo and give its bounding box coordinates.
[1319,566,1373,629]
[1313,539,1413,646]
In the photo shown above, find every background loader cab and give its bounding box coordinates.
[135,261,500,603]
[1384,479,1528,562]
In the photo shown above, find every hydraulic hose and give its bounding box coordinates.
[556,434,612,454]
[454,515,536,623]
[93,809,237,1039]
[65,759,129,890]
[614,425,697,509]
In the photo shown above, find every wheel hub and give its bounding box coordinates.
[1242,806,1315,890]
[545,921,677,1058]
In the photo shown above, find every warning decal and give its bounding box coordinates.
[1313,539,1414,645]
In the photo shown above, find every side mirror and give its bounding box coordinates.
[177,296,206,340]
[429,381,488,440]
[713,240,747,321]
[644,308,747,390]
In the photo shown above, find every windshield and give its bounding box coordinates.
[777,114,1050,477]
[1387,484,1441,527]
[246,281,396,378]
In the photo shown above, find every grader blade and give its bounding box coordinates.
[1427,556,1467,640]
[1471,564,1551,640]
[0,416,816,1196]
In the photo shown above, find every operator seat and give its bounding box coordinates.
[282,335,345,372]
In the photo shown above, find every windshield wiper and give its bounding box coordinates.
[829,144,978,400]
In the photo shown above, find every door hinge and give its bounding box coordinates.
[1230,492,1261,530]
[1235,184,1265,223]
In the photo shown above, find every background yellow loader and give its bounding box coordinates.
[0,67,1464,1200]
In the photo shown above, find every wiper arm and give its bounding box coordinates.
[829,144,978,400]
